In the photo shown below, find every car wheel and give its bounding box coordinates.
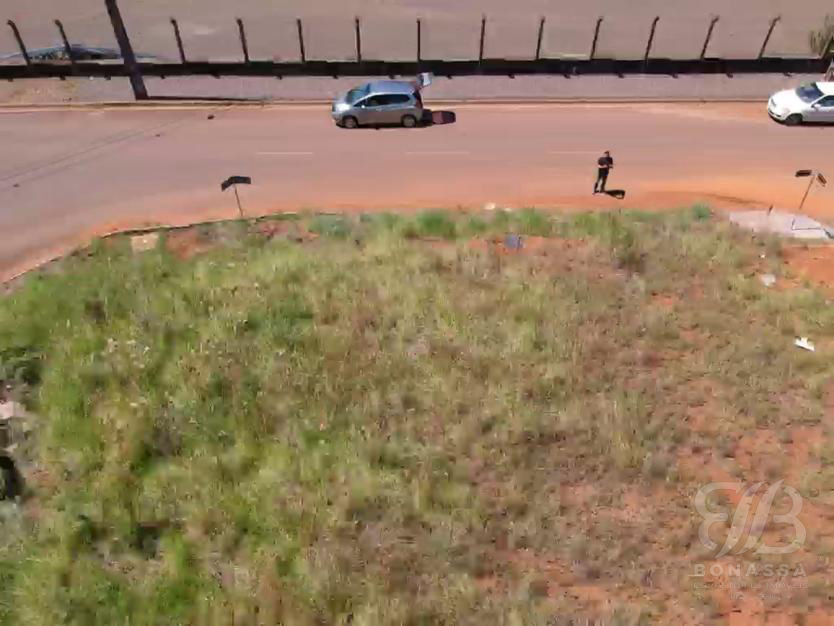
[401,114,418,128]
[785,114,803,126]
[342,116,359,129]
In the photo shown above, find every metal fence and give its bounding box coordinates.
[3,7,834,100]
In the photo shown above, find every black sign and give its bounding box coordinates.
[221,176,252,191]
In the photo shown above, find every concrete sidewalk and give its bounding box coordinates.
[0,73,816,106]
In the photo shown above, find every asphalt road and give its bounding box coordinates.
[1,102,833,281]
[0,74,819,106]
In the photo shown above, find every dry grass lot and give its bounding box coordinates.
[1,208,833,625]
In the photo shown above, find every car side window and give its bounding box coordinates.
[379,94,405,106]
[818,96,834,108]
[358,93,411,107]
[388,94,411,105]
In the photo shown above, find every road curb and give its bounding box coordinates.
[0,96,767,112]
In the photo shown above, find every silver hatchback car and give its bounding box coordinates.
[332,80,425,129]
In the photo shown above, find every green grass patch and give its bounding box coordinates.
[413,210,458,239]
[1,206,832,624]
[308,214,353,239]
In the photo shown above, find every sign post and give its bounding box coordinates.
[792,169,827,230]
[221,176,252,219]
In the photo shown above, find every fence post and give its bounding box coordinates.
[590,17,603,59]
[479,15,486,62]
[296,18,306,63]
[535,17,545,61]
[417,18,422,62]
[104,0,148,100]
[700,16,719,59]
[355,17,362,63]
[822,34,834,59]
[170,18,186,63]
[644,16,659,63]
[758,16,780,59]
[6,20,30,65]
[236,18,250,63]
[54,19,76,66]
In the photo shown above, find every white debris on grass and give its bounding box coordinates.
[0,402,24,421]
[760,274,776,287]
[795,337,816,352]
[483,203,515,213]
[131,232,160,253]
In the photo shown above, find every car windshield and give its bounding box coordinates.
[796,83,824,103]
[345,85,370,104]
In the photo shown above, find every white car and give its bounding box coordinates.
[768,81,834,125]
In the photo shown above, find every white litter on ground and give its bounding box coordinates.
[760,274,776,287]
[0,402,23,421]
[131,232,160,253]
[729,210,834,241]
[795,337,816,352]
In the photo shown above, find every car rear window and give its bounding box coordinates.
[796,83,824,103]
[346,85,370,103]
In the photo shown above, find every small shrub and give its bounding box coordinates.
[691,203,712,221]
[359,213,403,232]
[463,215,489,236]
[309,214,353,238]
[414,210,457,239]
[513,208,553,236]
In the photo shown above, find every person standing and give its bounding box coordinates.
[594,151,614,194]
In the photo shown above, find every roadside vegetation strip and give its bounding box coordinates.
[1,207,833,624]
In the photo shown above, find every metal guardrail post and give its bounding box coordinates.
[6,20,30,65]
[355,17,362,63]
[590,17,603,60]
[104,0,148,100]
[535,17,545,61]
[701,16,719,59]
[54,19,76,66]
[417,18,422,62]
[644,16,659,64]
[237,18,250,63]
[479,15,486,62]
[170,18,186,63]
[759,16,781,59]
[296,18,306,63]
